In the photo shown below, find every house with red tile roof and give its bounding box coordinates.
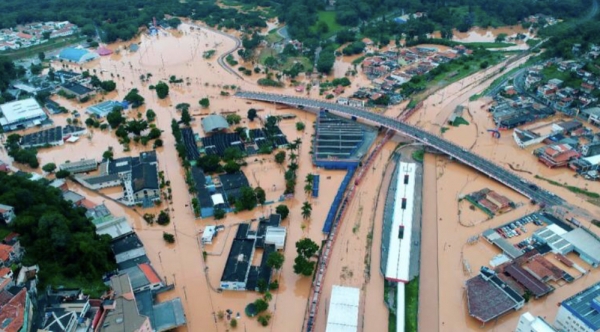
[0,288,29,332]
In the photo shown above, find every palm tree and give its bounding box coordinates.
[301,201,312,220]
[289,152,298,163]
[305,173,314,185]
[294,138,302,151]
[304,183,312,195]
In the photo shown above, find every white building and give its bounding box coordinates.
[0,98,47,131]
[384,162,416,283]
[0,203,16,224]
[264,226,286,250]
[516,312,557,332]
[326,285,360,332]
[555,281,600,332]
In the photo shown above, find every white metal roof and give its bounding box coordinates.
[211,194,225,205]
[326,285,360,332]
[396,283,405,332]
[385,162,415,282]
[202,226,216,242]
[583,154,600,165]
[547,224,568,236]
[562,228,600,263]
[0,98,46,124]
[265,226,286,249]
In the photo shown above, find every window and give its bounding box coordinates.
[404,174,409,184]
[401,198,407,209]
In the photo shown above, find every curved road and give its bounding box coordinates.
[235,91,565,207]
[189,23,245,80]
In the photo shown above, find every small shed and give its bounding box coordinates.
[201,115,229,133]
[202,226,217,244]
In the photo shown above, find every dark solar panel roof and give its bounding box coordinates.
[220,238,254,283]
[182,128,200,161]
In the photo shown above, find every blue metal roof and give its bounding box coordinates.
[58,48,89,62]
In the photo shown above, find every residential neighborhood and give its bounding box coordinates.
[0,21,78,51]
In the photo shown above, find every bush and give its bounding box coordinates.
[257,314,271,326]
[214,208,226,220]
[56,169,71,179]
[163,232,175,243]
[269,280,279,290]
[157,210,170,225]
[230,318,237,328]
[296,121,305,131]
[257,78,284,87]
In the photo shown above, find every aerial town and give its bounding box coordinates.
[0,1,600,332]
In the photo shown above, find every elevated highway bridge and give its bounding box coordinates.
[236,91,565,207]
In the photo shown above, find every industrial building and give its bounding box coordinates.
[58,47,99,63]
[465,267,525,324]
[381,162,416,283]
[201,114,229,133]
[0,98,48,131]
[312,111,376,169]
[59,159,98,174]
[561,228,600,267]
[555,281,600,332]
[220,214,286,291]
[325,285,360,332]
[19,125,86,148]
[516,312,557,332]
[87,100,127,118]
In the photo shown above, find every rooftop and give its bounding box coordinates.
[134,290,186,331]
[62,81,93,96]
[505,263,554,298]
[0,288,26,332]
[201,114,229,132]
[101,274,148,332]
[0,98,46,125]
[111,233,144,255]
[465,274,520,323]
[220,235,254,283]
[131,163,159,192]
[562,227,600,263]
[326,285,360,332]
[560,281,600,330]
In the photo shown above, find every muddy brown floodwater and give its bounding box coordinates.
[0,22,375,332]
[408,50,600,331]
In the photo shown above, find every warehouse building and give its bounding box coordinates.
[0,98,48,131]
[326,285,360,332]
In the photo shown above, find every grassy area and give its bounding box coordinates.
[45,276,109,298]
[266,29,284,44]
[283,56,312,71]
[541,65,583,87]
[535,175,600,199]
[0,35,86,60]
[0,226,11,240]
[388,311,397,332]
[311,11,344,39]
[405,278,419,332]
[452,116,470,126]
[352,55,366,65]
[412,149,425,162]
[592,220,600,228]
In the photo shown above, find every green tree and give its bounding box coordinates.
[266,251,284,270]
[254,186,266,205]
[55,169,70,179]
[223,160,241,174]
[274,151,286,165]
[196,155,222,173]
[254,299,269,313]
[275,204,289,220]
[199,97,210,108]
[155,81,169,99]
[304,183,312,195]
[230,318,237,328]
[226,114,241,125]
[317,51,335,74]
[124,88,144,107]
[247,108,258,121]
[102,148,114,161]
[293,256,315,276]
[181,109,192,126]
[38,52,45,62]
[157,210,170,225]
[301,201,312,219]
[100,80,116,92]
[146,109,156,122]
[495,33,508,43]
[223,147,243,162]
[163,232,175,243]
[106,108,124,128]
[176,103,190,112]
[296,121,305,131]
[296,238,319,258]
[214,207,226,220]
[42,162,57,173]
[235,186,257,211]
